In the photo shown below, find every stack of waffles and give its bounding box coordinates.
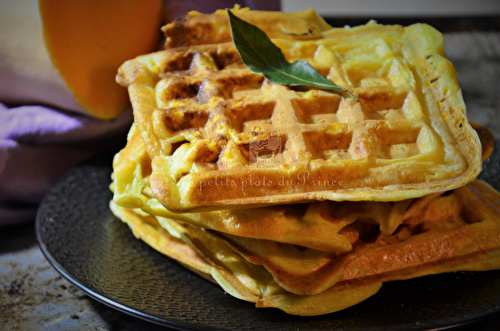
[109,7,500,316]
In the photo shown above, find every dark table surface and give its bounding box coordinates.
[2,16,500,331]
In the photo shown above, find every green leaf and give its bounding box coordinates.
[226,9,357,100]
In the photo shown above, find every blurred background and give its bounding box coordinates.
[282,0,500,32]
[283,0,500,16]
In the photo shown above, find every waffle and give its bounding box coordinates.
[109,7,498,316]
[112,124,430,253]
[179,180,500,297]
[162,6,333,48]
[262,180,500,315]
[117,13,482,212]
[110,179,500,316]
[110,124,498,298]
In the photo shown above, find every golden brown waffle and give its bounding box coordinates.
[117,15,482,212]
[110,126,498,299]
[183,181,500,297]
[110,180,500,316]
[471,122,495,162]
[261,180,500,315]
[112,124,426,253]
[162,6,333,48]
[339,180,500,283]
[110,8,497,316]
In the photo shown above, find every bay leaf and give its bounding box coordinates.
[227,9,357,100]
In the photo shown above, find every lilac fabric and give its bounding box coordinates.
[0,104,133,225]
[0,0,280,225]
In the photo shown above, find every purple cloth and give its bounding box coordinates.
[0,104,133,225]
[0,0,280,225]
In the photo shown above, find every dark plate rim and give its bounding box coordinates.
[35,164,500,331]
[34,167,209,331]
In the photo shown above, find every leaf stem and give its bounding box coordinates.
[227,9,358,101]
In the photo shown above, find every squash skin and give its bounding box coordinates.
[0,0,163,120]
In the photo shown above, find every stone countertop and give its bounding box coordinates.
[2,25,500,331]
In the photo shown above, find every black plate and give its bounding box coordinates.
[36,143,500,331]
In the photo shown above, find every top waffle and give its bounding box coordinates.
[116,10,482,212]
[162,7,333,48]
